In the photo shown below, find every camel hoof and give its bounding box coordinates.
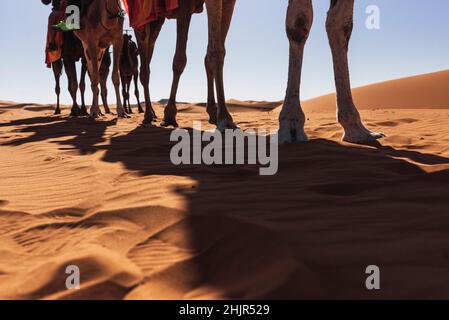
[279,119,308,144]
[342,123,385,144]
[208,117,217,125]
[161,118,179,128]
[118,113,131,119]
[217,119,238,132]
[54,109,61,115]
[138,109,144,114]
[70,108,81,117]
[142,116,154,125]
[79,108,89,117]
[207,105,218,125]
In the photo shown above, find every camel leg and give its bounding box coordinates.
[112,36,128,118]
[100,57,111,114]
[161,12,193,127]
[205,53,217,124]
[52,60,63,115]
[205,0,237,131]
[121,72,129,113]
[100,72,110,114]
[126,75,133,114]
[279,0,312,143]
[64,58,81,117]
[79,58,88,116]
[136,19,164,124]
[133,72,143,113]
[327,0,384,144]
[84,44,102,118]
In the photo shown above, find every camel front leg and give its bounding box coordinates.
[205,0,237,131]
[52,60,63,115]
[279,0,313,143]
[161,12,193,128]
[327,0,384,144]
[84,44,103,118]
[79,58,88,116]
[112,37,128,119]
[136,19,164,124]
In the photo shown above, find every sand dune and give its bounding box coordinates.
[1,72,449,299]
[302,69,449,112]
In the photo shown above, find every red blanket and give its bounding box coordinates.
[123,0,179,30]
[45,1,68,67]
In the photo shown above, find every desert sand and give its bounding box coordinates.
[1,70,449,299]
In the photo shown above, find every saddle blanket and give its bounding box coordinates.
[122,0,179,30]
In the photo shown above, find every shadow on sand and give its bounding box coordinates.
[4,116,449,298]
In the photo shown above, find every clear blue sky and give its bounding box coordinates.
[1,0,449,105]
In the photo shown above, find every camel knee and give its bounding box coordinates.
[173,52,187,76]
[286,14,312,46]
[55,83,61,95]
[140,66,149,86]
[326,9,353,48]
[206,46,225,70]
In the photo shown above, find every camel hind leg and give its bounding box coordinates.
[279,0,312,143]
[121,72,129,114]
[204,0,237,131]
[63,58,82,117]
[161,10,193,127]
[326,0,384,144]
[52,60,63,115]
[112,35,128,118]
[100,53,111,114]
[133,71,143,113]
[136,19,165,124]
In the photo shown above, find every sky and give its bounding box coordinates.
[1,0,449,105]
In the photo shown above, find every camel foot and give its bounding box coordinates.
[54,108,61,115]
[104,109,112,114]
[161,117,179,128]
[207,103,218,125]
[217,118,238,132]
[79,106,89,117]
[118,113,131,119]
[142,115,155,125]
[90,107,103,119]
[342,122,385,144]
[70,107,81,117]
[138,106,144,114]
[279,119,308,144]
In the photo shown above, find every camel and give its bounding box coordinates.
[133,0,204,125]
[72,0,127,119]
[138,0,384,144]
[43,0,112,116]
[120,34,143,114]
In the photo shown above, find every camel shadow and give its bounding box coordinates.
[2,117,115,155]
[3,115,449,298]
[99,124,449,299]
